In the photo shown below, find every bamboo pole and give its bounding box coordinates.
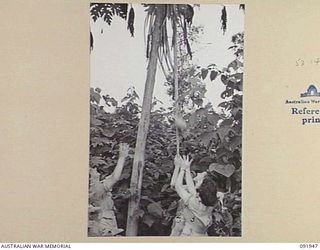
[125,5,165,236]
[170,4,180,187]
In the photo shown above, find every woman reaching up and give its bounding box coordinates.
[171,155,218,236]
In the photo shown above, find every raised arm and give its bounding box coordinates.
[183,156,196,196]
[175,155,193,202]
[103,143,129,190]
[170,154,181,188]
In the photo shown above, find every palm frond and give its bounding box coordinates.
[143,4,195,73]
[90,3,128,24]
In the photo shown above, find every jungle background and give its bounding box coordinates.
[89,3,244,236]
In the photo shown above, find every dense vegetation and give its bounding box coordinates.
[89,32,243,236]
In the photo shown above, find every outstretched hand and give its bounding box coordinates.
[180,155,193,170]
[119,143,129,159]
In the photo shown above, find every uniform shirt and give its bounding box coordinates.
[180,194,213,236]
[89,174,123,236]
[171,193,213,236]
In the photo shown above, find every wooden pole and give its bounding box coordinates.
[170,4,180,187]
[126,5,165,236]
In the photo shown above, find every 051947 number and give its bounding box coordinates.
[300,244,318,248]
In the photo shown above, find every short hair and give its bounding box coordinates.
[197,176,218,207]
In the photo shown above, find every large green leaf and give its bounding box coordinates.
[228,135,241,151]
[90,88,101,104]
[217,127,231,140]
[90,156,107,167]
[220,119,233,127]
[210,70,218,81]
[201,68,209,79]
[207,113,220,125]
[209,163,235,177]
[142,214,155,228]
[198,133,210,147]
[228,59,243,71]
[147,202,163,218]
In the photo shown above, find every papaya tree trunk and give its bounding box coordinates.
[126,5,165,236]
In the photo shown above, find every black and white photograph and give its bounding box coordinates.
[89,3,244,237]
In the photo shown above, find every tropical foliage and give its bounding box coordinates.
[89,2,243,236]
[89,30,243,236]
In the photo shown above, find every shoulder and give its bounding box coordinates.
[102,175,114,192]
[186,194,206,212]
[184,195,213,228]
